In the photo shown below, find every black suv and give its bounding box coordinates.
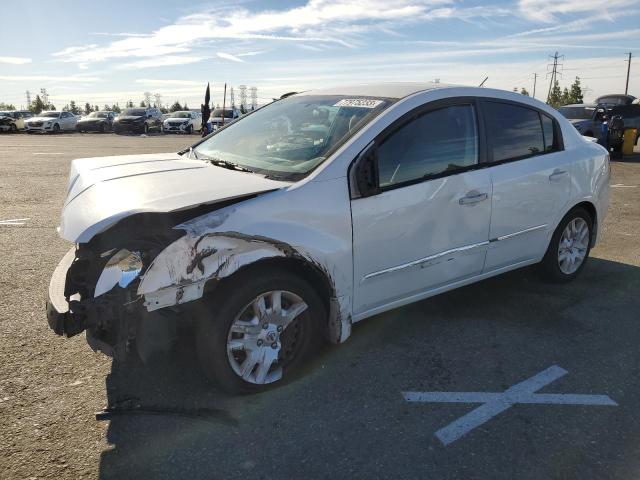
[113,107,163,134]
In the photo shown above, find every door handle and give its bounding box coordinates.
[549,169,568,181]
[459,192,488,205]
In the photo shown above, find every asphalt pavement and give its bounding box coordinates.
[1,133,639,479]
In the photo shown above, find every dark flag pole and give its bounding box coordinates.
[201,82,211,137]
[221,83,227,127]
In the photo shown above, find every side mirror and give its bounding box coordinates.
[351,143,381,199]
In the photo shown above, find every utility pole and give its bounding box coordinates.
[546,51,564,103]
[532,73,537,99]
[239,85,247,111]
[625,52,632,95]
[230,86,235,107]
[26,90,31,108]
[221,83,227,126]
[250,87,257,110]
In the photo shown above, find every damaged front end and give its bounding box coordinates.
[46,214,185,358]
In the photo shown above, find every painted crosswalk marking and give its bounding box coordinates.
[403,365,617,446]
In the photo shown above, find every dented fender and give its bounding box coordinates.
[137,231,352,343]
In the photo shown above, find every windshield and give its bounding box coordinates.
[87,112,109,118]
[558,106,593,120]
[40,112,60,118]
[194,95,393,179]
[212,109,234,118]
[170,112,192,118]
[123,109,146,116]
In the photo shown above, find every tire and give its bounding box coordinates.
[196,269,325,394]
[10,124,17,133]
[53,123,60,133]
[143,123,149,134]
[539,207,593,283]
[99,123,105,133]
[186,124,193,134]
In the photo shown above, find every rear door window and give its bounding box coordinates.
[484,102,545,162]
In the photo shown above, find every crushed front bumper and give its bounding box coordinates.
[46,248,85,336]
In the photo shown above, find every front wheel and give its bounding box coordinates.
[53,123,60,133]
[539,207,592,283]
[196,270,325,394]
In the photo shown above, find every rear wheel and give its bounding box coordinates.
[143,123,149,134]
[53,123,60,133]
[539,207,592,283]
[196,270,325,394]
[10,124,17,133]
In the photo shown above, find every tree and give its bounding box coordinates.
[68,100,80,115]
[568,76,583,104]
[94,105,99,112]
[84,102,92,115]
[520,87,530,96]
[169,101,183,112]
[160,106,169,114]
[111,104,122,114]
[560,87,570,106]
[104,104,111,111]
[139,100,146,108]
[30,95,46,114]
[126,100,134,108]
[182,102,189,110]
[547,79,563,108]
[0,102,16,110]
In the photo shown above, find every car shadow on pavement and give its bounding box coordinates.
[97,257,640,479]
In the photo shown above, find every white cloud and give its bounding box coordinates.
[135,79,203,86]
[116,56,207,69]
[0,75,98,82]
[0,56,32,65]
[50,0,509,66]
[217,52,244,63]
[518,0,637,22]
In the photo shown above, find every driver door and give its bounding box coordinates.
[350,100,492,317]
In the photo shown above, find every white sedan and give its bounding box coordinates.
[25,111,78,133]
[162,111,202,134]
[46,83,609,393]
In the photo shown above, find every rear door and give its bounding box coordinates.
[481,100,571,271]
[351,99,492,316]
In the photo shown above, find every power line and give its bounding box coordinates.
[546,51,564,103]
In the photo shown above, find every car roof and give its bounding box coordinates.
[301,82,453,99]
[562,103,596,108]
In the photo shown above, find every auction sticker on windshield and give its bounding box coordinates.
[334,98,384,108]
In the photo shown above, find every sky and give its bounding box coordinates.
[0,0,639,110]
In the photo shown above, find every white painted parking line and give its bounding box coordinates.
[0,218,29,226]
[403,365,617,446]
[33,152,63,155]
[611,184,637,188]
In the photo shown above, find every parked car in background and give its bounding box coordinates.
[25,111,78,133]
[210,107,240,129]
[112,107,163,134]
[596,94,636,107]
[0,110,32,132]
[46,84,609,393]
[76,111,116,133]
[162,111,202,134]
[558,104,605,138]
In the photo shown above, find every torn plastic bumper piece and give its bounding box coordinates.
[46,248,89,337]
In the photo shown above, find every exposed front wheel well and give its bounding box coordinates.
[204,256,335,327]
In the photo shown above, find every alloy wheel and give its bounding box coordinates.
[557,217,589,275]
[226,290,308,385]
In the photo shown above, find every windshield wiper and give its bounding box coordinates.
[203,156,255,173]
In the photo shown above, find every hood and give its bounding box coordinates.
[59,152,289,243]
[115,115,145,121]
[28,116,59,122]
[79,117,106,123]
